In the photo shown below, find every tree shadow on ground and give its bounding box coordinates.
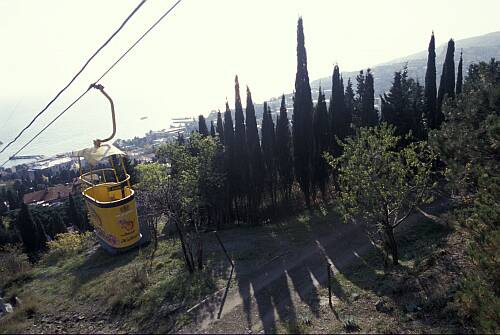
[324,208,454,331]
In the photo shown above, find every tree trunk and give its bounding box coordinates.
[174,219,194,273]
[384,226,399,265]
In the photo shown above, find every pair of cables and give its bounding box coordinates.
[1,0,183,167]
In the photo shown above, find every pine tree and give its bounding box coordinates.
[344,78,355,132]
[437,38,456,127]
[15,203,41,254]
[312,88,330,196]
[210,120,216,137]
[276,95,294,199]
[456,50,463,95]
[362,69,377,126]
[292,17,314,207]
[198,115,209,136]
[233,76,249,214]
[261,102,277,204]
[424,32,437,129]
[245,86,265,221]
[381,67,425,143]
[216,110,224,144]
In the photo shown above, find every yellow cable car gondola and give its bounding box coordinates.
[75,84,146,253]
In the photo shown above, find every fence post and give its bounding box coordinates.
[327,263,332,308]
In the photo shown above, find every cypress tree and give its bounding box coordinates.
[261,102,277,204]
[362,69,377,126]
[233,76,249,214]
[437,38,456,127]
[456,50,463,95]
[276,95,294,199]
[210,120,216,137]
[424,32,437,129]
[344,78,355,132]
[48,210,67,238]
[223,102,235,221]
[329,65,350,154]
[15,203,41,254]
[216,110,224,144]
[198,115,209,136]
[245,86,265,221]
[292,17,314,207]
[353,70,365,128]
[312,88,330,196]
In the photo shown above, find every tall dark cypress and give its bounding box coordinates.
[329,65,349,153]
[437,38,456,127]
[362,69,377,126]
[261,102,277,204]
[245,86,265,220]
[424,32,437,129]
[210,120,216,137]
[353,70,365,128]
[233,76,249,212]
[344,78,355,133]
[223,102,235,221]
[456,50,463,95]
[216,110,224,144]
[223,103,234,152]
[198,115,209,136]
[292,17,314,207]
[312,88,330,196]
[15,203,41,254]
[276,95,294,199]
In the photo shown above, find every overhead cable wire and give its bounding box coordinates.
[0,0,147,155]
[1,0,184,167]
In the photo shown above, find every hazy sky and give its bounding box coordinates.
[1,0,499,153]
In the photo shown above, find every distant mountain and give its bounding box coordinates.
[308,31,500,104]
[204,31,500,127]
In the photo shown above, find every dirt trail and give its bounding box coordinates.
[180,218,372,333]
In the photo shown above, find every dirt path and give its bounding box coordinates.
[180,217,372,333]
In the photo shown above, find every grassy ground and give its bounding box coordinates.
[0,233,224,334]
[270,215,472,334]
[1,204,471,334]
[0,204,335,334]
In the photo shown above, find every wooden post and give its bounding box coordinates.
[327,263,332,308]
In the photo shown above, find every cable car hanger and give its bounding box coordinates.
[89,83,116,148]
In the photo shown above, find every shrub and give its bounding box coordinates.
[42,231,93,265]
[0,244,31,283]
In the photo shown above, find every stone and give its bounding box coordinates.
[3,303,13,313]
[375,299,393,314]
[159,303,182,316]
[405,303,421,313]
[351,293,360,301]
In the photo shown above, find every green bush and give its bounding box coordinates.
[42,231,93,265]
[0,244,31,284]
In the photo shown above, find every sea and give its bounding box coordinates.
[0,98,176,169]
